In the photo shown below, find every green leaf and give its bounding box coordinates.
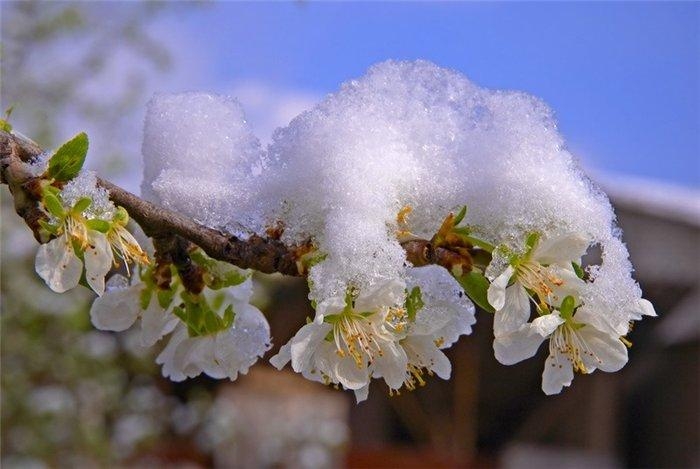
[453,205,467,226]
[85,218,111,233]
[157,287,176,309]
[42,191,65,218]
[222,304,235,328]
[139,287,152,310]
[47,132,89,182]
[572,262,585,280]
[72,196,92,213]
[38,219,59,235]
[559,295,576,320]
[525,232,541,253]
[457,272,495,313]
[0,119,11,132]
[405,286,425,322]
[190,249,249,289]
[172,305,187,323]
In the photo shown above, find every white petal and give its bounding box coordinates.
[156,326,189,382]
[579,327,628,373]
[493,284,531,336]
[493,324,549,365]
[215,304,271,378]
[315,296,347,318]
[573,307,618,337]
[404,336,451,380]
[354,385,370,403]
[534,233,590,265]
[637,298,657,317]
[530,313,566,337]
[35,235,83,293]
[290,322,332,374]
[547,265,586,306]
[542,350,574,395]
[373,341,408,390]
[334,356,369,390]
[226,277,254,303]
[139,299,178,347]
[89,283,141,331]
[269,342,292,370]
[355,278,406,311]
[487,265,514,311]
[84,231,113,296]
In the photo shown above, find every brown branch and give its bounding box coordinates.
[0,130,474,277]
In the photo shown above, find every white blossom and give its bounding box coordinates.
[486,233,589,336]
[89,274,178,347]
[156,280,271,381]
[35,229,113,295]
[494,308,628,395]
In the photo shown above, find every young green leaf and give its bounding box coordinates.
[72,196,92,214]
[85,218,111,233]
[42,191,65,218]
[405,286,425,321]
[456,272,495,313]
[0,118,11,132]
[453,205,468,226]
[47,132,89,182]
[572,261,585,280]
[559,295,576,320]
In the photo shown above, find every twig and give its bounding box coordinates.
[0,130,473,277]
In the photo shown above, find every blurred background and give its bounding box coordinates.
[1,2,698,468]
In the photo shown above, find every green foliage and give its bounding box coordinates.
[405,286,425,321]
[46,132,88,182]
[457,271,495,313]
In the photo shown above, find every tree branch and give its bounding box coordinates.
[0,130,473,277]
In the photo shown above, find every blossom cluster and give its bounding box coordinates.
[29,59,656,401]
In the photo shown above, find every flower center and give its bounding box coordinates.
[549,322,601,374]
[332,311,385,368]
[517,260,563,301]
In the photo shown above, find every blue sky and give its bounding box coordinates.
[152,2,698,188]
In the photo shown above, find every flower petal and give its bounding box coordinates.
[493,284,531,336]
[290,322,332,374]
[89,283,141,331]
[35,235,83,293]
[534,233,590,265]
[354,385,370,403]
[579,326,628,373]
[156,326,189,382]
[140,299,178,347]
[493,323,550,366]
[355,278,406,311]
[487,266,514,312]
[404,335,451,380]
[269,342,292,370]
[84,231,113,296]
[530,313,566,337]
[373,340,408,390]
[334,356,369,390]
[542,349,574,395]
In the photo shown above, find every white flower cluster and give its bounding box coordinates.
[31,60,656,400]
[34,171,148,295]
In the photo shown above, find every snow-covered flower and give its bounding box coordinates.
[493,306,628,395]
[396,266,475,392]
[486,232,589,336]
[156,279,271,381]
[272,266,476,401]
[271,278,407,399]
[89,274,178,347]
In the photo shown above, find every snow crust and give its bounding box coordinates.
[141,60,645,324]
